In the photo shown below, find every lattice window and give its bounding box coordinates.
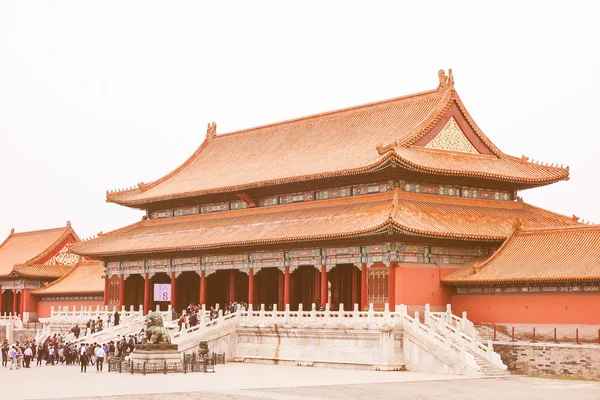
[367,268,388,305]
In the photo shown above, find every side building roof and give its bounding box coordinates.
[443,225,600,285]
[106,71,568,208]
[72,190,581,258]
[0,223,81,278]
[31,260,104,295]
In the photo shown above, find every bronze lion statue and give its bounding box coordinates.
[145,311,172,344]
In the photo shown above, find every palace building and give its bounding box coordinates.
[0,222,82,321]
[69,70,597,324]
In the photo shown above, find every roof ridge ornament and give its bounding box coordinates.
[376,140,397,155]
[437,69,454,90]
[512,218,523,231]
[206,121,217,142]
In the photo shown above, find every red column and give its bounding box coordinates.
[0,286,3,314]
[170,272,177,310]
[103,276,109,306]
[283,266,290,307]
[313,269,320,304]
[143,274,150,314]
[229,270,236,303]
[20,289,26,316]
[278,271,284,307]
[320,265,328,307]
[199,270,206,306]
[12,290,17,314]
[361,263,367,310]
[119,275,125,309]
[248,268,254,306]
[351,268,358,307]
[388,262,396,311]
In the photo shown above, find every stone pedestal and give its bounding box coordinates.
[131,344,181,364]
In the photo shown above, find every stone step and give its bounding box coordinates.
[472,352,511,377]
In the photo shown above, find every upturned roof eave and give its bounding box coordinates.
[68,220,506,260]
[106,153,569,209]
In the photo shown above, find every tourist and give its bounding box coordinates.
[47,344,55,365]
[87,342,95,365]
[91,319,96,334]
[23,345,32,368]
[108,341,115,361]
[79,343,88,373]
[114,310,120,326]
[8,345,18,370]
[137,328,145,344]
[96,316,103,332]
[36,342,44,366]
[71,324,81,339]
[30,340,37,362]
[106,313,112,328]
[16,344,24,368]
[95,344,106,372]
[1,340,8,367]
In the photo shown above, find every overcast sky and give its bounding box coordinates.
[1,1,598,240]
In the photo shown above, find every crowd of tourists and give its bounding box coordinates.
[1,312,142,373]
[176,301,248,331]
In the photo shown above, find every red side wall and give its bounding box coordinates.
[395,263,459,309]
[22,290,38,313]
[451,293,600,325]
[36,299,104,318]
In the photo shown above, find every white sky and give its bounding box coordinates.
[1,1,599,240]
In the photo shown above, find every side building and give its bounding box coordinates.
[71,70,588,322]
[0,222,81,322]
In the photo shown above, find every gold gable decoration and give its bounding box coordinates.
[425,117,479,154]
[44,244,81,266]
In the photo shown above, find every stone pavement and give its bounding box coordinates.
[1,362,598,400]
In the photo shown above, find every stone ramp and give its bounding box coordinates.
[475,324,513,342]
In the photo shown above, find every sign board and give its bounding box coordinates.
[153,284,171,302]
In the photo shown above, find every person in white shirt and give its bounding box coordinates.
[94,345,106,372]
[23,347,33,368]
[79,344,88,373]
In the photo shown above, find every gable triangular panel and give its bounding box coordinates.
[425,117,478,154]
[412,102,495,155]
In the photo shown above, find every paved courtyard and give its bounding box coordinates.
[1,362,598,400]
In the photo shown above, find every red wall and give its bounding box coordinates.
[37,299,104,318]
[395,263,459,308]
[451,293,600,325]
[22,290,38,313]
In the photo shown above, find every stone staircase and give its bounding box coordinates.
[170,303,509,377]
[423,305,509,377]
[472,353,511,377]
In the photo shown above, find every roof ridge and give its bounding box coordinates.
[148,190,397,226]
[10,226,67,236]
[395,189,523,209]
[31,260,104,295]
[30,260,81,292]
[18,224,79,267]
[517,224,600,234]
[521,202,583,226]
[443,225,521,282]
[217,88,442,140]
[106,88,443,202]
